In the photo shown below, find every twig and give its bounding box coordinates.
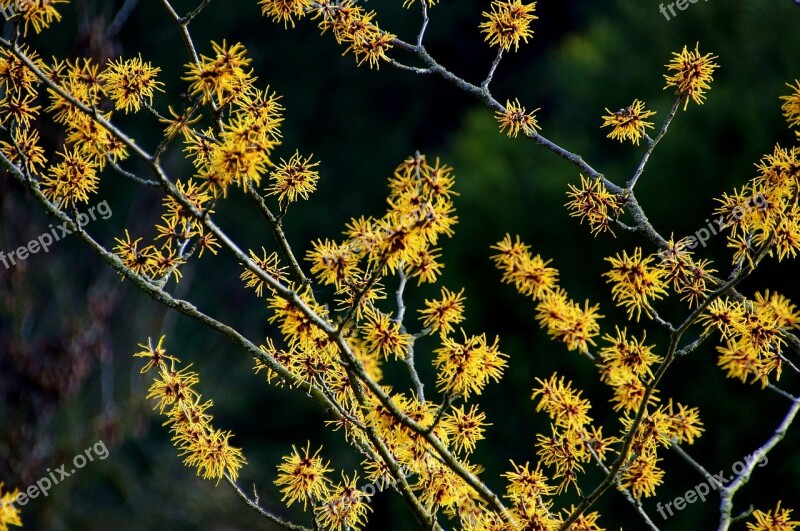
[244,182,311,286]
[224,474,311,531]
[717,395,800,531]
[416,0,429,47]
[627,98,681,190]
[481,48,503,90]
[105,157,160,187]
[586,444,661,531]
[767,384,798,402]
[386,58,432,74]
[107,0,140,37]
[670,442,716,485]
[393,267,426,400]
[560,255,758,530]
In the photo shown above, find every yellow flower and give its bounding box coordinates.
[442,405,490,454]
[747,501,799,531]
[600,99,655,145]
[179,427,247,482]
[268,151,320,202]
[603,248,668,321]
[1,0,67,36]
[133,336,178,374]
[419,287,466,336]
[259,0,315,27]
[0,91,41,129]
[114,229,155,277]
[315,473,372,531]
[306,238,361,288]
[565,174,625,235]
[664,43,719,110]
[0,44,44,96]
[361,308,412,359]
[618,455,664,499]
[0,127,47,176]
[275,443,333,509]
[535,425,587,494]
[480,0,538,52]
[100,55,163,113]
[183,41,253,106]
[503,461,553,502]
[531,373,593,431]
[598,327,661,380]
[345,24,395,69]
[241,248,288,296]
[557,506,603,531]
[534,289,603,353]
[0,482,22,531]
[433,330,507,398]
[147,362,200,414]
[491,234,558,300]
[496,98,541,137]
[664,399,704,445]
[40,146,99,207]
[780,80,800,129]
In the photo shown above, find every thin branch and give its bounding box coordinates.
[627,98,681,190]
[560,255,757,530]
[481,48,503,90]
[386,58,432,75]
[671,442,716,485]
[393,267,426,400]
[107,0,140,37]
[244,182,311,286]
[105,157,160,187]
[224,474,311,531]
[388,40,619,193]
[345,366,445,531]
[416,0,430,47]
[182,0,214,25]
[718,395,800,531]
[586,444,661,531]
[767,384,798,402]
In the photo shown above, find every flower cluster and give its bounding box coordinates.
[700,292,799,387]
[714,144,800,266]
[134,337,247,482]
[260,0,396,68]
[565,175,626,235]
[492,234,603,353]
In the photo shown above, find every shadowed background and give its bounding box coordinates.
[1,0,800,529]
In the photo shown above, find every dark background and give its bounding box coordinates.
[2,0,800,529]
